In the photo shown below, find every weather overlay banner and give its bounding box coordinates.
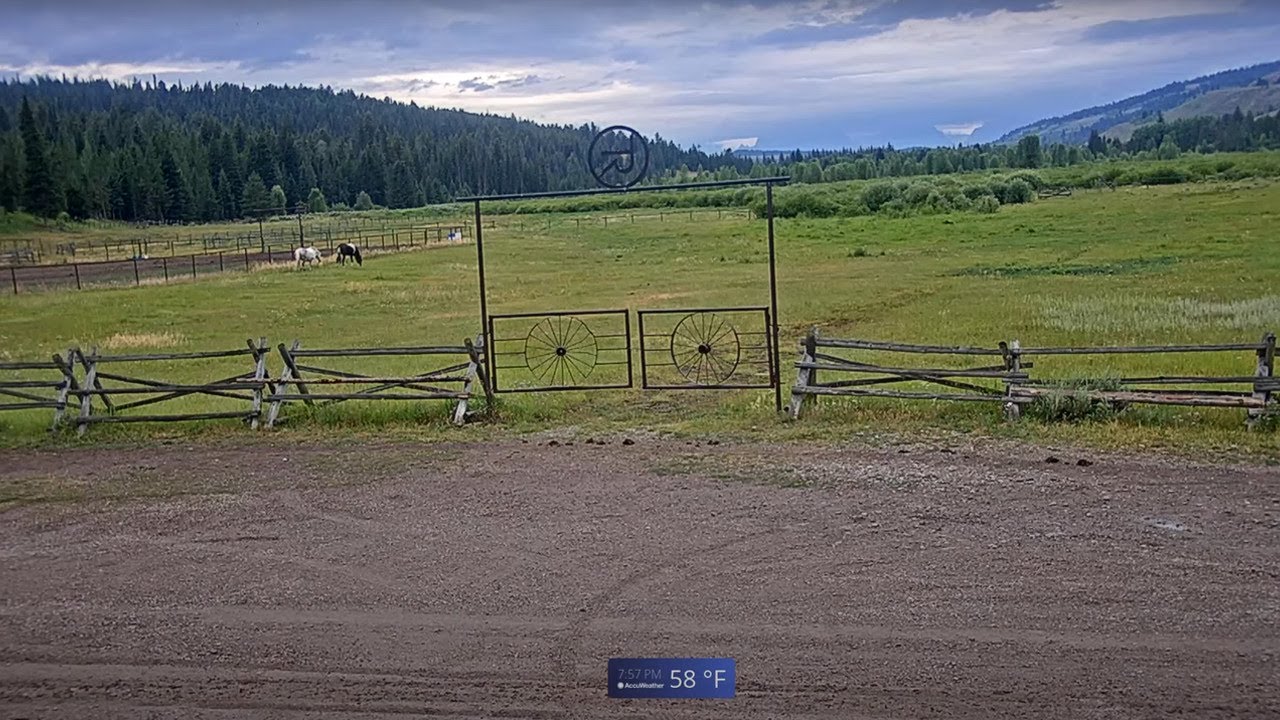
[608,657,736,699]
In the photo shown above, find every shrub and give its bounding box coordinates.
[1138,165,1190,185]
[902,182,934,206]
[987,180,1010,203]
[860,182,900,212]
[1002,178,1036,204]
[973,195,1001,213]
[880,198,910,217]
[1007,171,1045,190]
[922,189,952,214]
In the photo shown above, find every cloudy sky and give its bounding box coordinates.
[1,0,1278,149]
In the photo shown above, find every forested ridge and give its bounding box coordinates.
[2,77,1278,223]
[0,77,743,222]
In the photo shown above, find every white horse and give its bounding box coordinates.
[294,246,322,269]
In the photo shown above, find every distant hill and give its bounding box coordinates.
[996,61,1280,145]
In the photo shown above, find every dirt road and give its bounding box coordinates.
[0,436,1276,718]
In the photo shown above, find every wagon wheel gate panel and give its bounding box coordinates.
[461,123,789,408]
[487,310,632,393]
[638,307,775,390]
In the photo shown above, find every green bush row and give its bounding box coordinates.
[417,150,1280,219]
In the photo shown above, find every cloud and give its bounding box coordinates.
[458,77,496,92]
[935,122,984,137]
[0,0,1276,148]
[715,137,759,150]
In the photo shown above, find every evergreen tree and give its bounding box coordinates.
[240,172,270,217]
[1087,129,1107,155]
[18,97,61,217]
[387,161,420,208]
[1016,134,1042,169]
[159,149,190,221]
[0,138,20,211]
[216,169,237,218]
[354,190,374,210]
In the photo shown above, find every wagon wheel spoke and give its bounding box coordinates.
[524,317,599,385]
[669,312,741,384]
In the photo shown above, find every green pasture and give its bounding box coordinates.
[1,179,1277,457]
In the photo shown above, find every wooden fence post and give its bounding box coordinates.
[248,337,269,430]
[50,351,79,432]
[1000,340,1023,421]
[73,263,81,290]
[76,348,101,436]
[266,340,307,428]
[1248,332,1276,429]
[455,336,483,425]
[788,326,818,419]
[73,346,114,416]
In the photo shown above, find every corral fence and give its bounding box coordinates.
[265,335,491,427]
[2,222,473,294]
[71,340,272,435]
[789,328,1278,428]
[1,220,474,267]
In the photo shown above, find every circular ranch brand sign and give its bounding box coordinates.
[588,125,649,189]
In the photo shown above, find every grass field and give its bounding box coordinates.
[1,179,1278,456]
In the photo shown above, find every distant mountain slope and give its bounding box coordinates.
[996,61,1280,145]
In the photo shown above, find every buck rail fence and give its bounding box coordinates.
[72,339,272,435]
[265,335,491,428]
[790,328,1277,428]
[0,353,79,431]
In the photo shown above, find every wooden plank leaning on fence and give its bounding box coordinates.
[265,335,491,429]
[0,351,80,431]
[72,339,271,436]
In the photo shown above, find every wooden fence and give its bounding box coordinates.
[4,224,473,295]
[0,353,79,431]
[72,340,272,435]
[265,335,491,428]
[790,328,1277,428]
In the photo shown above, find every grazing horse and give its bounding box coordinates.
[294,246,322,269]
[336,242,363,266]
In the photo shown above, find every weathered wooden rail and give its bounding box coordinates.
[790,328,1277,428]
[265,335,491,428]
[0,353,80,430]
[72,339,272,435]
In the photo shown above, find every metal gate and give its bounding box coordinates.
[638,307,774,390]
[487,309,632,393]
[459,125,789,410]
